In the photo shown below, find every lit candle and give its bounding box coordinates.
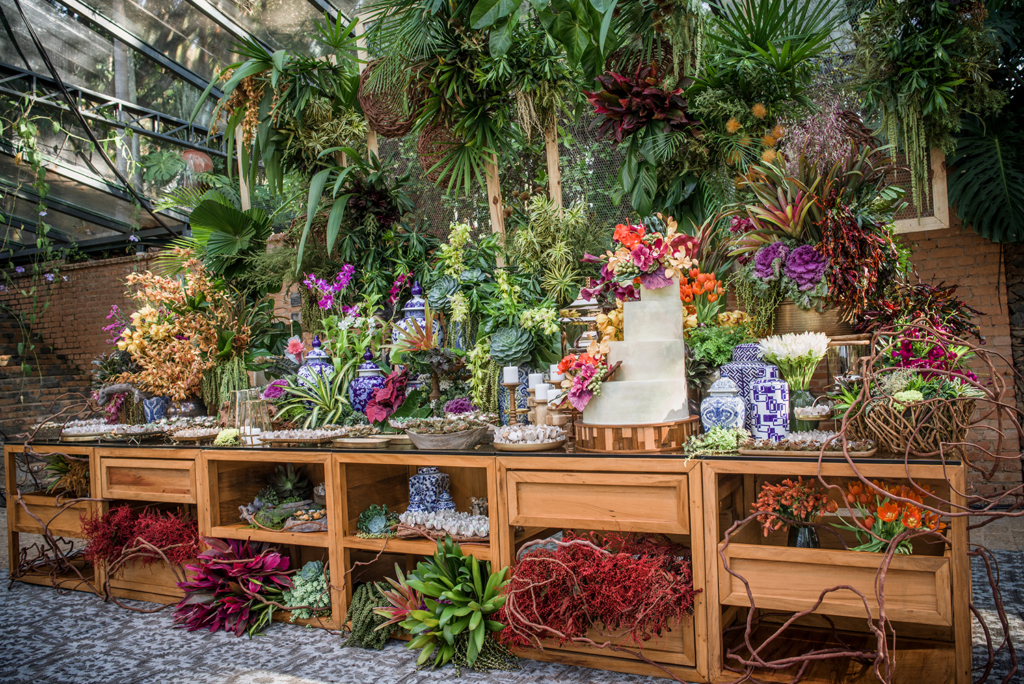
[528,373,544,389]
[535,385,549,401]
[503,366,519,383]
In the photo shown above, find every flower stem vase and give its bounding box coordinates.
[790,388,815,433]
[787,524,820,549]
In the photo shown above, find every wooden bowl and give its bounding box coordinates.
[405,427,488,451]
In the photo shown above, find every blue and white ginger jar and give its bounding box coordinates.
[408,466,455,513]
[297,335,336,388]
[392,281,444,346]
[721,343,778,432]
[348,349,386,413]
[751,378,790,441]
[701,377,746,431]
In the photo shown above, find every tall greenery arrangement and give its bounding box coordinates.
[853,0,1006,214]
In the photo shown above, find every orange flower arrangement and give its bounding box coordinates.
[680,268,725,324]
[752,476,837,536]
[836,480,945,554]
[115,251,252,401]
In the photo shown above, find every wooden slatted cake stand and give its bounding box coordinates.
[575,416,699,453]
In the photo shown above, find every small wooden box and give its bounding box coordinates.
[100,457,197,504]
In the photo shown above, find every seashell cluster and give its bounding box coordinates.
[323,424,381,438]
[399,510,489,538]
[390,411,497,435]
[260,428,346,441]
[156,415,219,429]
[171,427,221,439]
[793,404,831,418]
[292,508,326,522]
[494,424,565,444]
[110,424,165,435]
[743,430,875,452]
[61,419,109,435]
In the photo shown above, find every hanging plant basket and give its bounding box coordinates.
[357,60,425,139]
[845,399,976,455]
[773,301,854,337]
[416,120,462,185]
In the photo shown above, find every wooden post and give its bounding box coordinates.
[354,17,379,159]
[485,153,505,267]
[235,126,250,210]
[544,121,562,214]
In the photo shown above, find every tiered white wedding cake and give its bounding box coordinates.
[583,281,689,425]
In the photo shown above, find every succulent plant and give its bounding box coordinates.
[213,428,241,446]
[255,485,280,507]
[357,504,399,537]
[427,276,460,314]
[489,326,534,366]
[270,464,312,500]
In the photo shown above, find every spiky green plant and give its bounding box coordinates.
[275,372,351,428]
[270,464,312,500]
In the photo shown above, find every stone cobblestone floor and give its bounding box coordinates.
[1,509,1021,684]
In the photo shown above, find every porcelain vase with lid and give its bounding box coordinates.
[392,281,445,346]
[700,377,746,431]
[721,344,779,432]
[297,335,335,388]
[348,349,386,413]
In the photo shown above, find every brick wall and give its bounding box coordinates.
[0,253,158,371]
[901,221,1021,498]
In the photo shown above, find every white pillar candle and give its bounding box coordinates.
[550,364,561,377]
[503,366,519,383]
[528,372,544,389]
[550,371,565,383]
[535,385,549,401]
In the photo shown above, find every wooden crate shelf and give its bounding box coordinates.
[341,534,492,560]
[210,522,331,548]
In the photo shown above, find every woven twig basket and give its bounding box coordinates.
[357,60,424,139]
[416,120,461,184]
[846,399,975,454]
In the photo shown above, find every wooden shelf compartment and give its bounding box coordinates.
[716,622,956,684]
[12,556,96,593]
[8,491,93,538]
[719,519,952,627]
[342,534,492,560]
[205,455,330,549]
[495,456,707,682]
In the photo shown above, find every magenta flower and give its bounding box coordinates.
[261,380,288,400]
[444,396,476,414]
[631,243,654,270]
[317,293,334,310]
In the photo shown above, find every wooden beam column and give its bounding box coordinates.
[544,120,562,214]
[485,152,506,267]
[354,17,379,159]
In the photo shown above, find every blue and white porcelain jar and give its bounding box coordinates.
[348,349,386,413]
[297,335,335,388]
[751,378,790,441]
[408,466,441,513]
[392,281,445,346]
[700,377,746,431]
[721,344,779,432]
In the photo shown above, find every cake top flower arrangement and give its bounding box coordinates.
[582,214,698,302]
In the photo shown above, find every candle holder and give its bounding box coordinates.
[501,381,522,426]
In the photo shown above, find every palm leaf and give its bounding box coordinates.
[947,118,1024,243]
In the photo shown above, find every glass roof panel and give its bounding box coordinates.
[85,0,236,82]
[207,0,330,55]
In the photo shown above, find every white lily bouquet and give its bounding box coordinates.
[758,332,830,390]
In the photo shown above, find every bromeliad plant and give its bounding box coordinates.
[275,372,351,428]
[174,538,293,638]
[374,537,509,669]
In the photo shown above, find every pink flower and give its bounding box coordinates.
[631,243,654,270]
[286,339,305,357]
[317,293,334,310]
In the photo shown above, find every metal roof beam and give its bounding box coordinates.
[54,0,223,99]
[4,223,186,259]
[0,62,226,157]
[184,0,274,54]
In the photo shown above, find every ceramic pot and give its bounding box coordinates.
[788,525,820,549]
[392,281,444,346]
[297,335,335,388]
[774,301,854,336]
[143,395,170,422]
[700,377,746,431]
[348,350,386,413]
[407,466,455,514]
[721,347,779,432]
[751,378,790,441]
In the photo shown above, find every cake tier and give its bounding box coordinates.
[623,298,684,342]
[583,379,689,425]
[608,340,687,381]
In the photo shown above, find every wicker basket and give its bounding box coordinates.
[357,60,424,138]
[416,120,462,184]
[773,301,854,336]
[845,399,976,455]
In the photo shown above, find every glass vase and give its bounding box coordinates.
[790,388,815,433]
[787,524,820,549]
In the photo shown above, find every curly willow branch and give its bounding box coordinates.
[719,322,1021,683]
